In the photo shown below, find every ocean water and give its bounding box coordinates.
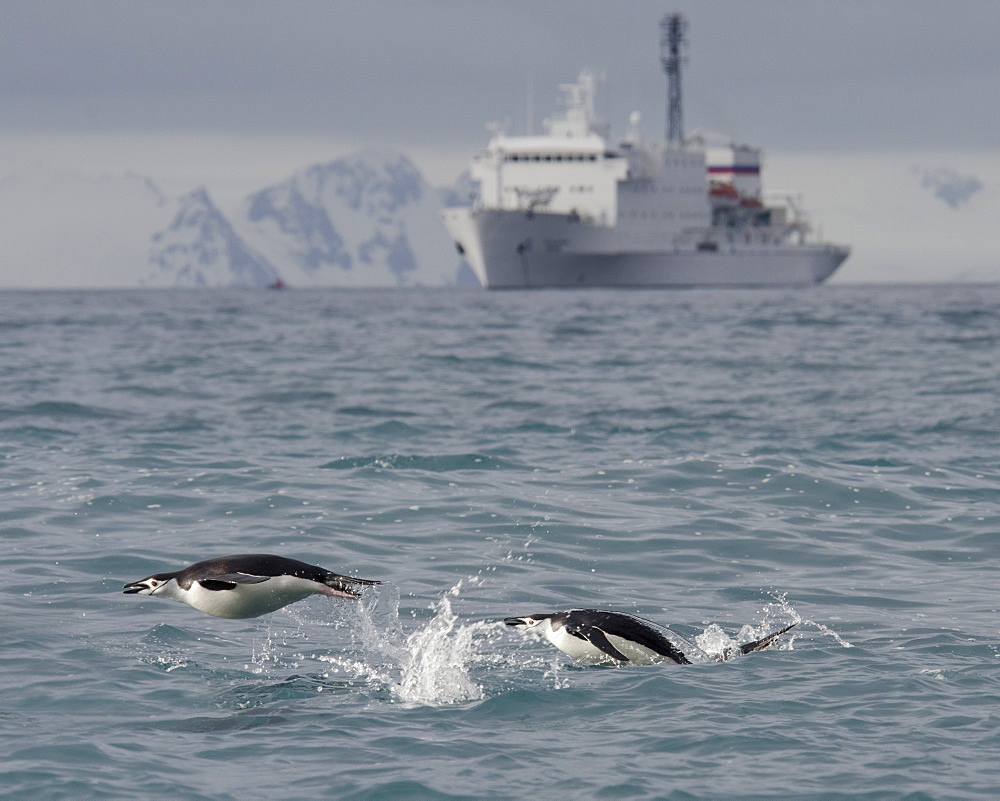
[1,285,998,800]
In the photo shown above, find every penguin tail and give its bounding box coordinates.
[739,622,797,655]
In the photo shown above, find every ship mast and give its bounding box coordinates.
[659,12,687,147]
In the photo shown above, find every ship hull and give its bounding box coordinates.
[443,208,849,289]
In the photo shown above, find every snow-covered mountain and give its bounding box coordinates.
[913,166,983,210]
[235,151,467,287]
[146,188,280,288]
[0,152,472,289]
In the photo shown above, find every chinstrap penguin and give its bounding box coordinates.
[504,609,796,666]
[123,554,380,619]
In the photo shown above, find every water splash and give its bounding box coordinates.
[731,594,803,654]
[693,594,853,657]
[760,592,854,649]
[394,592,489,706]
[246,618,318,675]
[806,620,854,648]
[247,630,286,674]
[318,579,497,707]
[695,623,743,661]
[150,654,189,673]
[694,594,826,661]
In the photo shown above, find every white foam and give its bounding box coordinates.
[317,579,495,707]
[394,594,488,706]
[695,623,743,661]
[766,592,853,649]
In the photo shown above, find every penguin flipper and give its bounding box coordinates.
[196,573,271,591]
[575,625,630,663]
[740,622,797,655]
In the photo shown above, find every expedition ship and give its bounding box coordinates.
[441,14,849,289]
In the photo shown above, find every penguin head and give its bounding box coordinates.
[122,573,175,596]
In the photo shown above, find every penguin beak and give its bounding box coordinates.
[122,580,151,595]
[503,617,530,628]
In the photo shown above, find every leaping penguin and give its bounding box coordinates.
[504,609,796,666]
[123,554,380,619]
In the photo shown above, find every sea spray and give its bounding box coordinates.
[753,592,854,649]
[694,623,743,661]
[319,579,495,706]
[732,593,802,654]
[394,591,489,706]
[315,582,406,692]
[352,580,409,667]
[692,595,804,661]
[692,594,851,659]
[248,627,291,674]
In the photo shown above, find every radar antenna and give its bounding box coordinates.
[660,12,687,146]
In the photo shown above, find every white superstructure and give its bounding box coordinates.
[442,15,849,289]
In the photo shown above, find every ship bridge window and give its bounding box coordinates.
[508,153,599,162]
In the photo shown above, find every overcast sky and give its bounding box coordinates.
[5,0,1000,182]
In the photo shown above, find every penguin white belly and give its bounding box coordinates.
[543,624,606,662]
[604,635,669,666]
[178,575,321,619]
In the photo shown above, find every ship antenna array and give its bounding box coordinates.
[660,12,687,146]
